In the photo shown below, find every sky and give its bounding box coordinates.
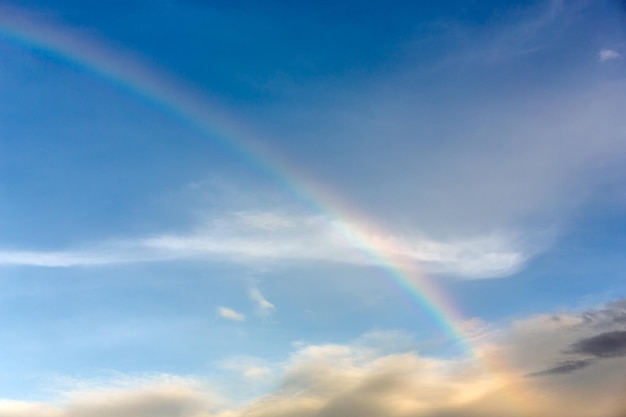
[0,0,626,415]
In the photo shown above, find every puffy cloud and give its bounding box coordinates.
[238,299,626,417]
[0,375,214,417]
[5,299,625,417]
[217,307,246,322]
[0,401,60,417]
[63,386,206,417]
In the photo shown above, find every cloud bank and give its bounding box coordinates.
[2,299,624,417]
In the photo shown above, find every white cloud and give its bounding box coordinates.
[135,212,532,278]
[0,250,125,267]
[217,307,246,322]
[249,288,276,317]
[599,49,621,62]
[0,210,530,279]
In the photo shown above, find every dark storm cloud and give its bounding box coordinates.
[526,359,593,377]
[568,330,626,358]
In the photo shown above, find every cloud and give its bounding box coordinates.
[249,288,276,317]
[1,2,625,286]
[580,299,626,327]
[0,2,623,284]
[1,299,626,417]
[2,4,619,280]
[0,250,133,267]
[568,330,626,358]
[0,373,216,417]
[226,1,626,279]
[0,210,530,279]
[63,386,205,417]
[235,212,295,231]
[237,299,626,417]
[217,307,246,322]
[0,401,59,417]
[142,212,530,278]
[219,356,274,382]
[599,49,621,62]
[526,359,593,377]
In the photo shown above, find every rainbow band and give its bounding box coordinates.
[0,8,544,412]
[0,7,471,355]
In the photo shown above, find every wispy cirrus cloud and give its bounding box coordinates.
[0,210,530,279]
[249,288,276,317]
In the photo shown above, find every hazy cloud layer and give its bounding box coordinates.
[1,299,624,417]
[242,0,626,271]
[0,211,529,279]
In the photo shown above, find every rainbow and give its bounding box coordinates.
[0,4,472,353]
[0,7,544,411]
[0,6,508,361]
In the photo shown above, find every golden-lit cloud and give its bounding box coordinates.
[2,300,625,417]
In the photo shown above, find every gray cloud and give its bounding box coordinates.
[580,299,626,328]
[526,359,593,377]
[64,388,205,417]
[568,330,626,359]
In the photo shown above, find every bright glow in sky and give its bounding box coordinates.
[0,1,625,416]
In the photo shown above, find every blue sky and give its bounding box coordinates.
[0,1,626,416]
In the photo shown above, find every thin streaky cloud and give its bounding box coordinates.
[249,287,276,317]
[526,359,593,377]
[0,211,529,278]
